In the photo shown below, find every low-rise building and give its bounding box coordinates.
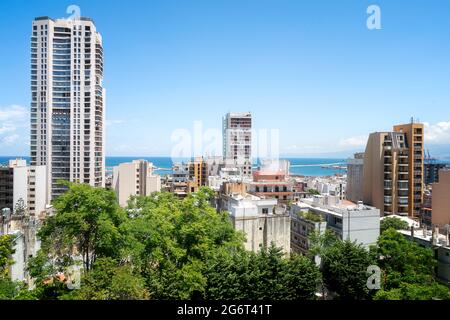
[247,170,294,204]
[0,207,45,283]
[0,159,47,216]
[290,207,327,263]
[170,162,190,197]
[292,196,380,249]
[224,193,290,255]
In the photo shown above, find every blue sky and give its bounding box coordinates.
[1,0,450,158]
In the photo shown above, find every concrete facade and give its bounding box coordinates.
[294,196,380,248]
[393,123,424,216]
[432,169,450,228]
[0,160,47,216]
[31,17,105,201]
[223,112,252,177]
[226,193,290,255]
[346,152,364,203]
[113,160,161,207]
[247,170,294,204]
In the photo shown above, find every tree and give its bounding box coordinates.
[0,235,14,278]
[321,240,375,300]
[63,257,149,300]
[380,217,409,234]
[307,188,321,195]
[125,189,245,299]
[373,229,450,300]
[376,229,435,288]
[0,235,20,299]
[38,182,127,272]
[308,229,338,259]
[203,245,321,300]
[280,253,322,300]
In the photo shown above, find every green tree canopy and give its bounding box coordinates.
[37,182,127,272]
[0,235,14,278]
[373,228,450,300]
[380,217,409,234]
[203,245,321,300]
[321,240,376,300]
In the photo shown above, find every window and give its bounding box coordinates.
[262,208,269,214]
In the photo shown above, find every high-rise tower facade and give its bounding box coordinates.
[222,112,252,176]
[393,122,424,217]
[30,16,105,200]
[363,122,424,218]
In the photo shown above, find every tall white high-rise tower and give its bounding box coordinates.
[30,16,105,200]
[222,112,252,176]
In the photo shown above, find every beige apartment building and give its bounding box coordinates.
[363,122,424,217]
[393,123,424,216]
[112,160,161,207]
[432,170,450,229]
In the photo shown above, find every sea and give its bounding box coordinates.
[0,156,348,177]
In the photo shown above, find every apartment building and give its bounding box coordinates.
[346,152,364,203]
[188,156,208,189]
[393,122,424,216]
[223,112,252,177]
[424,161,448,185]
[292,196,380,248]
[171,162,190,197]
[225,193,290,255]
[363,122,424,217]
[0,160,47,216]
[290,208,327,259]
[419,189,432,228]
[112,160,161,207]
[431,169,450,229]
[30,16,105,201]
[247,170,294,204]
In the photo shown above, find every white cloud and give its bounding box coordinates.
[0,123,16,135]
[0,105,27,121]
[424,121,450,144]
[0,105,29,153]
[338,135,368,148]
[1,134,20,145]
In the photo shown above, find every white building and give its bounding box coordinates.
[30,16,105,201]
[225,193,290,255]
[223,112,252,177]
[113,160,161,207]
[292,196,380,248]
[0,159,47,216]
